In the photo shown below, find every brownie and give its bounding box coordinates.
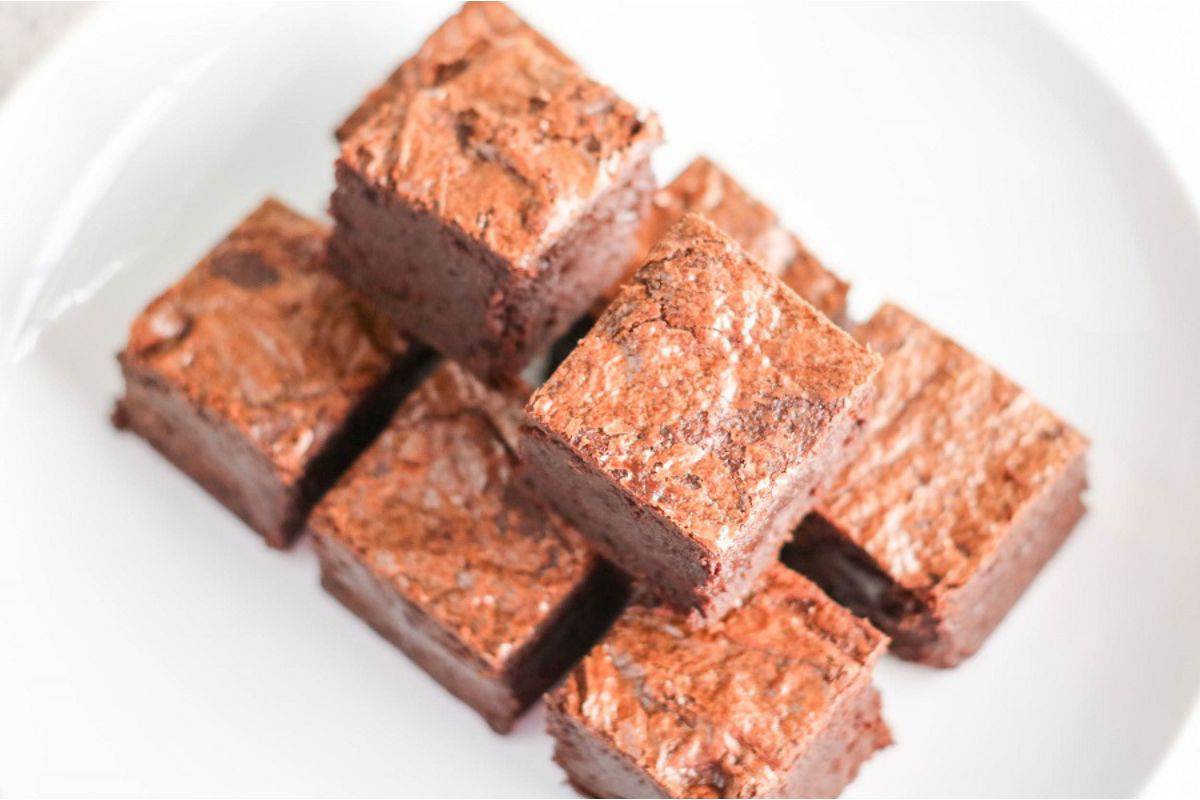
[601,155,849,324]
[114,199,426,548]
[544,156,851,382]
[329,2,663,383]
[784,303,1090,667]
[546,564,891,798]
[521,214,881,625]
[307,362,628,733]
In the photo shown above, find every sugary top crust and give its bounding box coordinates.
[526,214,880,555]
[819,303,1090,596]
[309,362,595,671]
[339,1,662,273]
[121,198,410,484]
[548,564,887,797]
[604,156,848,322]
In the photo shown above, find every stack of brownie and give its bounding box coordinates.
[113,3,1090,796]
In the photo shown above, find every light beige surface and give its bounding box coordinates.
[0,2,90,97]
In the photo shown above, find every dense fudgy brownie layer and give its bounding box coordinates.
[329,157,654,382]
[114,199,422,547]
[546,565,890,797]
[520,424,715,613]
[524,214,879,623]
[780,679,892,797]
[788,303,1090,666]
[115,361,295,546]
[316,531,627,732]
[116,355,428,548]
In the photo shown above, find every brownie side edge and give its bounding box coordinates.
[115,348,429,549]
[789,449,1088,667]
[329,157,655,382]
[924,448,1088,666]
[781,675,892,796]
[545,696,671,798]
[312,529,523,732]
[329,160,514,376]
[114,356,295,547]
[519,422,718,614]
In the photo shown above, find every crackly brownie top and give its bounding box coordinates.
[549,564,887,797]
[309,362,595,671]
[819,303,1089,597]
[604,156,848,322]
[527,214,880,555]
[340,1,662,272]
[336,1,569,142]
[121,199,410,484]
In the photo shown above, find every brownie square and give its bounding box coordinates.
[601,155,849,324]
[522,214,881,624]
[114,199,425,548]
[308,362,627,732]
[329,2,663,383]
[546,564,891,798]
[784,303,1090,667]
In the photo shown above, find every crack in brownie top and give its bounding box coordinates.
[526,214,881,555]
[309,362,595,670]
[120,199,410,483]
[339,2,662,273]
[819,303,1090,597]
[549,565,887,797]
[607,156,848,321]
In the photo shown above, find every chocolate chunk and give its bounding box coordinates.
[211,249,281,289]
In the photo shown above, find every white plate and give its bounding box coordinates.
[2,3,1199,797]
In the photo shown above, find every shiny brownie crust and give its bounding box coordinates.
[600,155,850,325]
[329,2,662,382]
[113,199,424,548]
[522,215,880,625]
[785,303,1090,667]
[308,363,627,732]
[545,565,891,798]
